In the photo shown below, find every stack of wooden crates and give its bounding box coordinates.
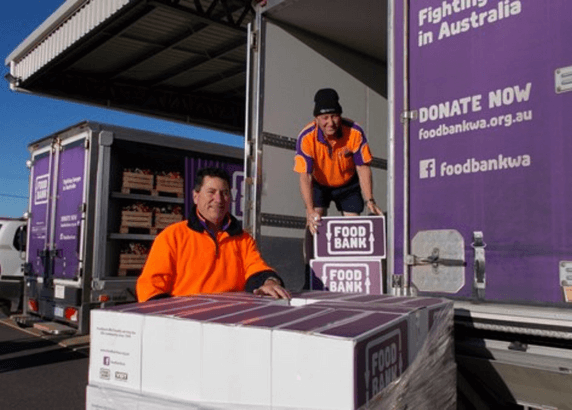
[118,169,184,276]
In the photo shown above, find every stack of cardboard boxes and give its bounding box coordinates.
[310,216,386,294]
[87,292,451,409]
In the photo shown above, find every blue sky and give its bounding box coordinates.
[0,0,243,218]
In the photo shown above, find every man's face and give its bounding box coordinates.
[316,113,341,138]
[193,176,231,227]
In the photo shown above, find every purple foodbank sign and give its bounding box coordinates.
[314,216,386,259]
[310,260,383,294]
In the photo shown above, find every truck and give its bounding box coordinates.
[240,0,572,408]
[0,217,26,314]
[17,121,243,335]
[5,0,572,407]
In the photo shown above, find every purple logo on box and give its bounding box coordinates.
[315,216,385,259]
[311,260,383,294]
[364,328,404,401]
[103,356,110,366]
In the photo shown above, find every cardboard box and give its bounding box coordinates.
[139,298,283,406]
[89,310,145,392]
[85,384,318,410]
[310,259,383,294]
[313,216,386,259]
[272,311,409,410]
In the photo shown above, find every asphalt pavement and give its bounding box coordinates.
[0,316,90,410]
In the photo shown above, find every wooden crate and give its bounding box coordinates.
[122,171,154,193]
[118,254,147,277]
[120,211,152,233]
[154,175,184,197]
[155,213,183,229]
[119,254,147,269]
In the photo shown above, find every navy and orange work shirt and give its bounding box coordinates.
[136,207,279,302]
[294,118,373,187]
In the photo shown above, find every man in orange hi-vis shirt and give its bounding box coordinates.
[136,167,290,302]
[294,88,383,234]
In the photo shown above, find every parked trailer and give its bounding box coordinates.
[18,121,243,335]
[244,0,572,408]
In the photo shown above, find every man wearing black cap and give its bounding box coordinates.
[294,88,382,234]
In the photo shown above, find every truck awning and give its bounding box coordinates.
[5,0,387,133]
[5,0,254,133]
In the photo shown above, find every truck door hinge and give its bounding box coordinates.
[84,138,90,149]
[400,110,418,123]
[250,30,258,52]
[472,231,486,299]
[407,248,465,270]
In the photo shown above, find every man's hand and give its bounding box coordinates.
[306,208,322,235]
[254,278,291,299]
[366,199,383,216]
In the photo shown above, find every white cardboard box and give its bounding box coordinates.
[201,324,272,405]
[141,316,203,401]
[272,311,410,410]
[89,310,145,392]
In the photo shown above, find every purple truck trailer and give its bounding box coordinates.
[243,0,572,407]
[17,121,243,335]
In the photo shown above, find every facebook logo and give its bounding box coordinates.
[419,159,436,179]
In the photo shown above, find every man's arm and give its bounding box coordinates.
[356,164,383,215]
[136,233,176,302]
[299,173,322,234]
[241,234,291,299]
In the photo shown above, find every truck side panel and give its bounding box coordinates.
[402,0,572,304]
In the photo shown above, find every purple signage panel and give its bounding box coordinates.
[406,0,572,303]
[310,259,383,295]
[28,151,52,277]
[314,216,386,259]
[53,140,86,279]
[185,157,244,221]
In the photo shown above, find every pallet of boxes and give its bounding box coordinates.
[86,217,456,410]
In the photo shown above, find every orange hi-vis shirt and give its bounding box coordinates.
[294,118,373,187]
[136,211,276,302]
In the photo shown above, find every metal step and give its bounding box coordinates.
[33,321,77,336]
[11,313,43,327]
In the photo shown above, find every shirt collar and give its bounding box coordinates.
[316,121,342,146]
[195,208,231,235]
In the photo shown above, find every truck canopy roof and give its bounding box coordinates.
[5,0,255,134]
[5,0,388,132]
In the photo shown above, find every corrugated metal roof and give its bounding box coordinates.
[9,0,132,82]
[5,0,254,133]
[5,0,387,133]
